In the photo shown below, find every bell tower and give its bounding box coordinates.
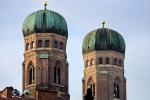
[82,23,126,100]
[22,4,69,100]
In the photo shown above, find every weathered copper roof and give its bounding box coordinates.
[22,10,68,38]
[82,28,126,54]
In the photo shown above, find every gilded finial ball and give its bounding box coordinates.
[44,1,48,10]
[44,1,47,6]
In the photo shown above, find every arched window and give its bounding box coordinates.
[105,57,109,64]
[114,82,120,98]
[38,40,42,48]
[84,88,94,100]
[28,64,35,85]
[113,58,117,65]
[45,40,49,47]
[54,61,61,84]
[60,42,63,49]
[86,60,90,67]
[88,82,95,97]
[57,67,61,83]
[54,41,58,48]
[26,43,29,51]
[99,57,103,64]
[87,77,95,97]
[29,68,32,84]
[118,60,122,66]
[91,59,94,66]
[30,42,35,49]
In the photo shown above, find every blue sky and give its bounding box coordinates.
[0,0,150,100]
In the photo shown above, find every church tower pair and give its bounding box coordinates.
[22,4,126,100]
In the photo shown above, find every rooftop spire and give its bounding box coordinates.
[102,21,105,28]
[44,1,48,10]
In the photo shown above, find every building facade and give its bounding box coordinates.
[22,5,70,100]
[82,24,126,100]
[0,4,127,100]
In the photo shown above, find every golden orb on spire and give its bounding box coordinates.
[44,1,48,10]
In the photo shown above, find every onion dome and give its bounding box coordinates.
[82,23,125,54]
[22,4,68,38]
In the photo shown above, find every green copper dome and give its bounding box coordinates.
[82,28,125,54]
[22,10,68,37]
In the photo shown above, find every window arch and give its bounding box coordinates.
[45,40,49,47]
[60,42,63,49]
[54,41,58,48]
[26,43,30,51]
[118,59,122,66]
[87,77,95,97]
[38,40,42,48]
[114,77,121,99]
[105,57,109,64]
[113,58,117,65]
[99,57,103,64]
[86,60,90,67]
[54,61,61,84]
[91,59,94,66]
[29,68,32,84]
[30,41,35,49]
[114,82,120,98]
[28,62,35,85]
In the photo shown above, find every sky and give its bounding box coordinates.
[0,0,150,100]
